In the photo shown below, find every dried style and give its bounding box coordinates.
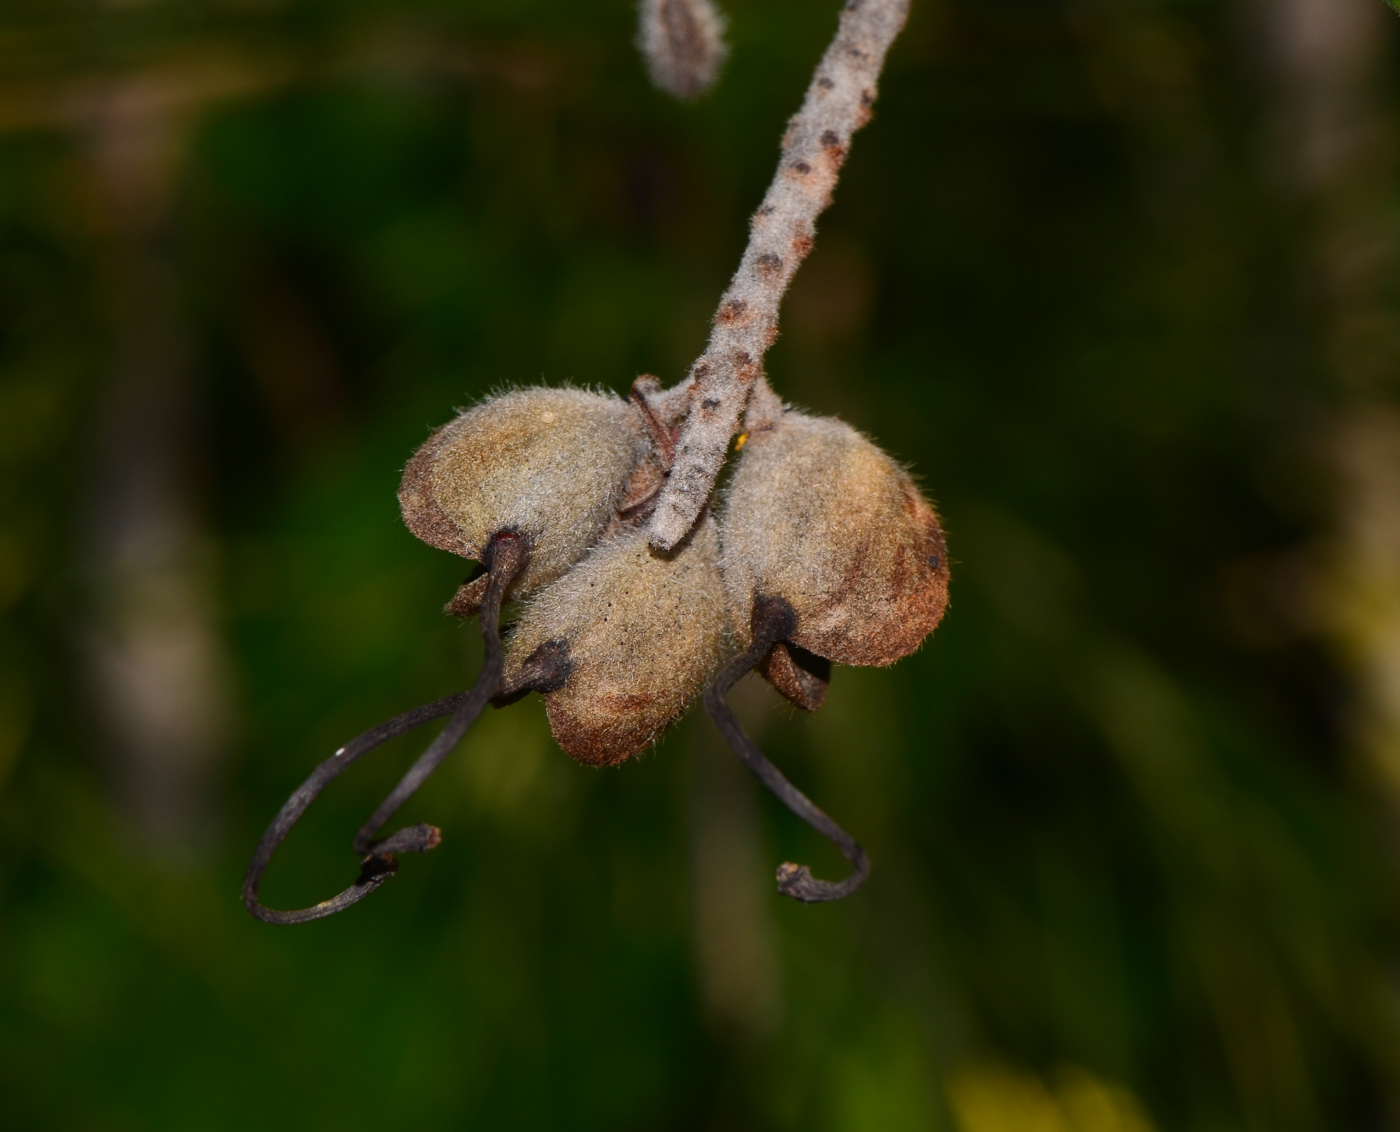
[245,0,933,922]
[242,534,525,924]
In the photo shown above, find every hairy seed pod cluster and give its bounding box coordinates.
[248,386,950,922]
[249,0,929,920]
[397,389,948,762]
[721,408,949,682]
[499,517,728,765]
[393,390,947,895]
[399,387,646,597]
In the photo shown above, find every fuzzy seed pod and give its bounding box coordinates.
[500,517,729,766]
[721,410,949,668]
[637,0,728,100]
[399,388,646,597]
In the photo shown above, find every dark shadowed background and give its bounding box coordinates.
[3,0,1400,1128]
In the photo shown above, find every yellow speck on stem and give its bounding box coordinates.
[735,432,749,450]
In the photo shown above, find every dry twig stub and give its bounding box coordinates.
[637,0,729,99]
[647,0,912,551]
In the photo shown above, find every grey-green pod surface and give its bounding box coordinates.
[399,387,646,595]
[500,516,730,766]
[721,409,950,667]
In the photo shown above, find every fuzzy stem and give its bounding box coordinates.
[646,0,910,551]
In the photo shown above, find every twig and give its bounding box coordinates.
[242,533,526,924]
[637,0,729,100]
[647,0,911,551]
[703,595,871,902]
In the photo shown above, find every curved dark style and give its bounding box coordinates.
[242,533,528,925]
[704,595,871,902]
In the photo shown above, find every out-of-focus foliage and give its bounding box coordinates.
[2,0,1400,1129]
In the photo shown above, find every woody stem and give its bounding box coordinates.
[647,0,911,551]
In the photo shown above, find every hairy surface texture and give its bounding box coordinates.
[399,388,645,595]
[720,410,949,666]
[646,0,911,551]
[502,517,730,765]
[637,0,728,99]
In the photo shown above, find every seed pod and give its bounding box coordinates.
[400,387,646,597]
[500,517,729,766]
[720,410,949,669]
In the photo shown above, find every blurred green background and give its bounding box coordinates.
[3,0,1400,1128]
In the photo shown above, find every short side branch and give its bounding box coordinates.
[647,0,911,551]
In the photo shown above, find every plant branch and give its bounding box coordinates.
[647,0,911,551]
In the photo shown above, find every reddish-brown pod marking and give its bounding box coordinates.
[499,516,730,766]
[399,387,647,597]
[720,409,949,668]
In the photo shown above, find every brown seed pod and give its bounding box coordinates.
[720,409,949,670]
[399,387,647,597]
[499,516,730,766]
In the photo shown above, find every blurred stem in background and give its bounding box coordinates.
[77,81,231,854]
[0,12,523,853]
[0,24,300,853]
[1269,0,1400,805]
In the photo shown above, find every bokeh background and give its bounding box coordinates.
[3,0,1400,1127]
